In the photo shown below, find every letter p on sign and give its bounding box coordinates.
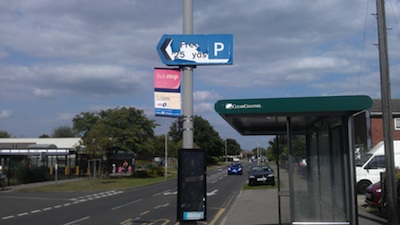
[214,42,224,56]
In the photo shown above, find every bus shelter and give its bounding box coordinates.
[214,95,373,225]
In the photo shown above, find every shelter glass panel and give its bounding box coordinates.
[278,149,291,225]
[292,116,348,223]
[291,135,310,221]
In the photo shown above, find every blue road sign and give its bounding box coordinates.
[157,34,233,66]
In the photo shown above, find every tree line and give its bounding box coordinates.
[1,107,242,164]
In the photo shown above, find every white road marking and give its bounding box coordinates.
[63,216,90,225]
[111,199,143,211]
[1,190,124,221]
[31,210,41,214]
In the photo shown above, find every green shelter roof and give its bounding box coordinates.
[214,95,372,135]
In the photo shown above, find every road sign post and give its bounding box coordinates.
[156,2,233,223]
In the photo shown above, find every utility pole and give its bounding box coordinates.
[375,0,399,224]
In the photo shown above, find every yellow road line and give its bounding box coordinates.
[208,208,225,225]
[140,210,150,216]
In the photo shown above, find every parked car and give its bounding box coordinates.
[365,181,382,208]
[248,165,275,186]
[227,162,243,175]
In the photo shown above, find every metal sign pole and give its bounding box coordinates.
[182,0,194,150]
[181,1,196,224]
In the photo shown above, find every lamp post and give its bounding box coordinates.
[225,139,228,163]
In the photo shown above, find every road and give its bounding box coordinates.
[0,162,249,225]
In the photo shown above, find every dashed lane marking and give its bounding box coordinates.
[1,190,123,221]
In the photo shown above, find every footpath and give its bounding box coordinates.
[2,178,84,192]
[220,189,388,225]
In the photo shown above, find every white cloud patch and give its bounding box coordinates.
[194,91,221,102]
[1,64,150,99]
[58,112,75,120]
[194,102,215,115]
[0,110,13,119]
[34,88,53,98]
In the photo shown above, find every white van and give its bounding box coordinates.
[356,140,400,193]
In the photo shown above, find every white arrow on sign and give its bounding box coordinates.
[160,38,174,61]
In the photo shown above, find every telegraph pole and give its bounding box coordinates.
[375,0,399,224]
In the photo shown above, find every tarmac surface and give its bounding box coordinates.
[2,179,389,225]
[221,189,388,225]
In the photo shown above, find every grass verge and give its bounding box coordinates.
[18,176,171,193]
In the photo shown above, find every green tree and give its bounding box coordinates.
[72,107,158,160]
[51,125,77,138]
[0,130,12,138]
[72,112,99,138]
[266,135,306,162]
[169,116,225,163]
[152,134,179,158]
[226,138,241,155]
[251,146,267,159]
[39,134,50,138]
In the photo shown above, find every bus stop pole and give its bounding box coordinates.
[182,0,194,150]
[181,1,197,224]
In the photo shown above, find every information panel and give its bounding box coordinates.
[177,149,207,221]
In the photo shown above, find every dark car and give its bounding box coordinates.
[365,181,382,208]
[248,165,275,186]
[227,162,243,175]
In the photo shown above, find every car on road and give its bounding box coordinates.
[365,181,382,208]
[227,162,243,175]
[248,165,275,186]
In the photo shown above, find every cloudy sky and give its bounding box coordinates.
[1,0,399,150]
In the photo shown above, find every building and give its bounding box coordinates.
[0,138,83,177]
[353,99,400,154]
[369,99,400,147]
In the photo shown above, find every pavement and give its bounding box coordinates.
[2,179,389,225]
[220,189,388,225]
[1,177,85,192]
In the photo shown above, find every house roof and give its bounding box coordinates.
[370,99,400,117]
[0,138,81,149]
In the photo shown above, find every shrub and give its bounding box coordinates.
[131,166,165,178]
[15,163,46,184]
[207,156,221,165]
[132,170,149,178]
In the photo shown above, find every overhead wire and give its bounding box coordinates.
[387,0,400,37]
[356,0,372,94]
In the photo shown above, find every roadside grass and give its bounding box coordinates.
[16,163,228,193]
[18,176,171,193]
